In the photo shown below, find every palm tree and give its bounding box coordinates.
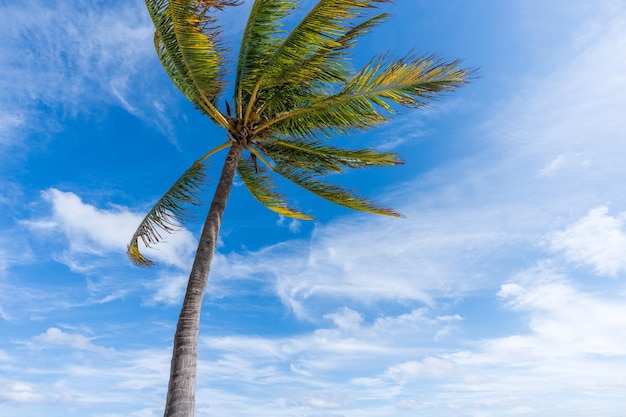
[128,0,473,416]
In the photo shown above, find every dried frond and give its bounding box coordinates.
[127,240,156,267]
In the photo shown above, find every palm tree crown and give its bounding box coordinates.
[128,0,472,266]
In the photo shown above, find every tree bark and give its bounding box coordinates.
[163,143,244,417]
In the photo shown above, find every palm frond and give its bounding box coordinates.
[330,12,388,55]
[235,0,295,116]
[274,164,401,216]
[259,0,391,87]
[146,0,240,127]
[276,12,389,90]
[237,157,314,220]
[344,53,472,108]
[127,160,207,266]
[258,13,388,117]
[257,137,402,174]
[257,53,473,138]
[261,86,389,137]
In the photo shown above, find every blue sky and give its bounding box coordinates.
[2,0,626,416]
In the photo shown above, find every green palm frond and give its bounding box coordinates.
[146,0,240,127]
[260,0,391,88]
[257,137,402,174]
[262,87,389,137]
[258,53,473,138]
[329,12,388,56]
[274,164,401,217]
[127,159,208,266]
[253,85,319,122]
[127,141,231,266]
[275,12,389,90]
[244,0,391,117]
[258,12,388,117]
[235,0,295,116]
[237,157,314,220]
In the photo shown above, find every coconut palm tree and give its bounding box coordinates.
[128,0,473,416]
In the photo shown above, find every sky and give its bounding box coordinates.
[1,0,626,416]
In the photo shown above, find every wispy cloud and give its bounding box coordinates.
[149,273,190,305]
[184,265,626,417]
[0,236,32,279]
[0,0,181,145]
[0,342,172,415]
[550,206,626,277]
[0,380,49,405]
[498,266,626,357]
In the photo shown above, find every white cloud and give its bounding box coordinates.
[5,268,617,416]
[324,308,363,331]
[497,266,626,357]
[200,307,454,386]
[190,263,626,415]
[0,113,25,146]
[285,220,300,234]
[30,327,112,354]
[210,205,520,320]
[0,350,13,363]
[141,230,198,271]
[276,215,302,233]
[385,357,455,381]
[538,154,566,177]
[550,206,626,277]
[0,278,78,322]
[373,112,433,151]
[0,380,48,404]
[287,391,355,409]
[24,188,197,270]
[0,307,8,321]
[319,266,626,414]
[0,345,172,415]
[150,273,189,305]
[40,189,142,253]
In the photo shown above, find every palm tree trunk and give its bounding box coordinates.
[163,142,244,417]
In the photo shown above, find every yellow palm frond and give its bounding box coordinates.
[274,164,402,217]
[237,156,314,220]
